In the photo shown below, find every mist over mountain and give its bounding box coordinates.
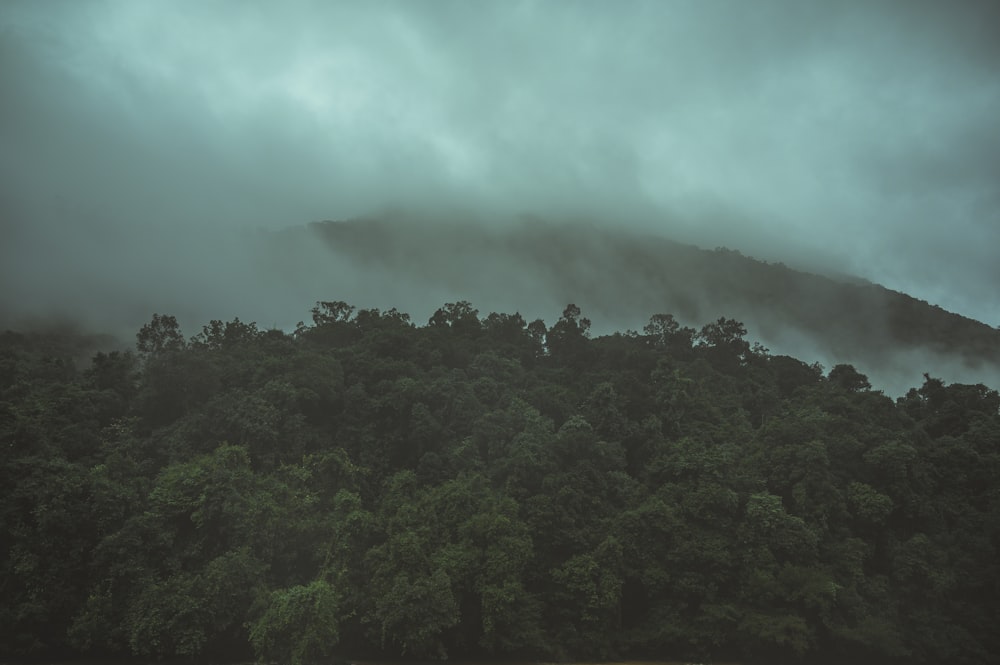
[3,209,998,398]
[247,214,998,397]
[2,1,999,396]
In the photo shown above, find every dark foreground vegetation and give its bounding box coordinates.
[2,302,998,664]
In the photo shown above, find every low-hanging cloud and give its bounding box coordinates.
[2,0,999,339]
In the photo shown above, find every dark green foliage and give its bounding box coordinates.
[136,313,185,358]
[249,578,341,665]
[1,304,998,663]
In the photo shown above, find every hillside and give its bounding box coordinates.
[290,217,1000,386]
[2,299,998,664]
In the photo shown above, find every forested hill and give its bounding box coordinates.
[2,303,998,664]
[296,217,1000,382]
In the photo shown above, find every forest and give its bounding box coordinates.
[1,301,998,664]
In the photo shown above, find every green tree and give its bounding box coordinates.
[249,578,341,665]
[136,313,186,358]
[546,304,592,364]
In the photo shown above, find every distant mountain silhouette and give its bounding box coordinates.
[265,215,1000,386]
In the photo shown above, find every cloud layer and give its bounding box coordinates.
[2,0,999,333]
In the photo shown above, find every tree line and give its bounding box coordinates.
[1,301,998,664]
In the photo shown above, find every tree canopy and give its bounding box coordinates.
[1,303,998,664]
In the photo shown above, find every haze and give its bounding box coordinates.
[2,0,999,391]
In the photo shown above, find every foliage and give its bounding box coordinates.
[1,302,998,663]
[249,579,340,665]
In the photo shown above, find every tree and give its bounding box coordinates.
[696,317,751,371]
[549,537,624,658]
[829,364,872,392]
[190,318,260,350]
[311,301,355,326]
[125,549,267,658]
[546,304,592,364]
[249,579,341,665]
[429,301,480,332]
[643,313,695,356]
[136,314,185,358]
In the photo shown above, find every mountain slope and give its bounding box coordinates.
[272,216,1000,391]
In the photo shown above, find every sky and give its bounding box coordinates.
[2,0,1000,335]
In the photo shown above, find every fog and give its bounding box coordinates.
[2,0,999,393]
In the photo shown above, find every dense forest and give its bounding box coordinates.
[2,301,998,664]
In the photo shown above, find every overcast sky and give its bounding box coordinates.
[2,0,999,330]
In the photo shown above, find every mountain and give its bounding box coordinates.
[4,216,999,664]
[259,215,1000,393]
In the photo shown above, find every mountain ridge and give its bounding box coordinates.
[286,216,1000,391]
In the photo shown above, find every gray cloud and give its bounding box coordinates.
[2,0,999,336]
